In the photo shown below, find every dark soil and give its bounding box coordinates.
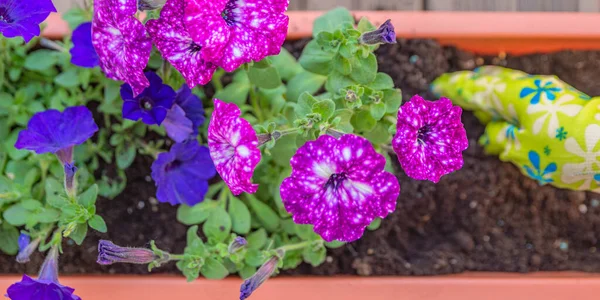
[3,39,600,276]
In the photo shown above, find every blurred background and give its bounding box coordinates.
[52,0,600,12]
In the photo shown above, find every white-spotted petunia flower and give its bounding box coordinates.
[92,0,152,96]
[208,99,261,195]
[146,0,217,88]
[184,0,289,72]
[280,134,400,242]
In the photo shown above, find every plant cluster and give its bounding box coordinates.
[0,1,468,299]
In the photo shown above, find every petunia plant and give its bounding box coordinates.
[1,2,471,300]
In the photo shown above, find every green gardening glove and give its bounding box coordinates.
[431,66,600,192]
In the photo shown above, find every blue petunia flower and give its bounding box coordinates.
[519,79,561,104]
[15,106,99,165]
[524,150,557,185]
[163,84,205,142]
[121,72,176,125]
[151,140,216,206]
[70,22,99,68]
[0,0,56,42]
[7,247,81,300]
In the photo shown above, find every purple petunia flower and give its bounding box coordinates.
[146,0,217,88]
[240,250,283,300]
[92,0,152,96]
[163,84,206,142]
[70,22,100,68]
[280,134,400,242]
[208,99,261,195]
[14,106,99,165]
[151,140,216,206]
[184,0,290,72]
[0,0,56,42]
[97,240,157,265]
[7,247,81,300]
[359,19,396,45]
[121,72,176,125]
[392,95,468,183]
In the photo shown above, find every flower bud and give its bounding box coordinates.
[63,163,77,197]
[97,240,158,265]
[240,249,284,300]
[16,233,40,264]
[359,19,396,45]
[228,237,248,254]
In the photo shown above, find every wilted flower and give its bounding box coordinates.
[92,0,152,96]
[359,19,396,45]
[15,106,99,165]
[70,22,99,68]
[0,0,56,42]
[228,237,247,253]
[392,95,468,182]
[185,0,290,72]
[7,246,81,300]
[240,250,283,300]
[208,99,261,195]
[146,0,217,88]
[64,163,78,196]
[163,84,206,142]
[121,72,176,125]
[151,140,216,206]
[97,240,157,265]
[16,233,39,264]
[280,134,400,242]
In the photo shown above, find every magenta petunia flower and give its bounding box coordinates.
[280,134,400,242]
[184,0,290,72]
[0,0,56,42]
[208,99,260,195]
[92,0,152,96]
[392,95,468,183]
[146,0,217,88]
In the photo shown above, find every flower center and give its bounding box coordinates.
[417,124,431,144]
[140,97,153,111]
[0,7,14,23]
[325,172,347,190]
[165,160,182,172]
[188,42,202,53]
[221,0,238,26]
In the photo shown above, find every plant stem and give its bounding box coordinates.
[167,254,185,261]
[139,141,161,159]
[249,87,264,123]
[276,240,316,253]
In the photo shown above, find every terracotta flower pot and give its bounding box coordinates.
[10,10,598,300]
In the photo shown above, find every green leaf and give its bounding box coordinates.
[89,215,107,233]
[357,17,376,33]
[0,224,19,255]
[239,265,257,279]
[177,201,214,225]
[35,208,60,223]
[4,131,29,160]
[62,8,90,29]
[248,60,282,89]
[367,218,382,230]
[299,40,334,75]
[246,194,280,232]
[384,89,403,114]
[364,122,391,144]
[324,240,345,249]
[295,92,318,118]
[371,73,395,90]
[325,71,357,94]
[351,110,377,132]
[21,199,42,210]
[214,71,250,106]
[312,99,335,120]
[3,204,29,226]
[202,206,232,243]
[229,196,251,234]
[24,50,58,71]
[244,248,266,267]
[332,109,354,133]
[177,259,201,282]
[116,143,136,169]
[54,69,80,88]
[200,257,229,279]
[313,7,354,38]
[350,53,378,84]
[69,222,88,245]
[370,101,386,120]
[246,228,267,250]
[45,178,68,208]
[270,48,302,81]
[333,55,352,75]
[185,225,207,256]
[78,184,98,208]
[295,224,320,241]
[287,71,327,103]
[302,244,326,267]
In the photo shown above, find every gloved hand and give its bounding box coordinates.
[431,66,600,192]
